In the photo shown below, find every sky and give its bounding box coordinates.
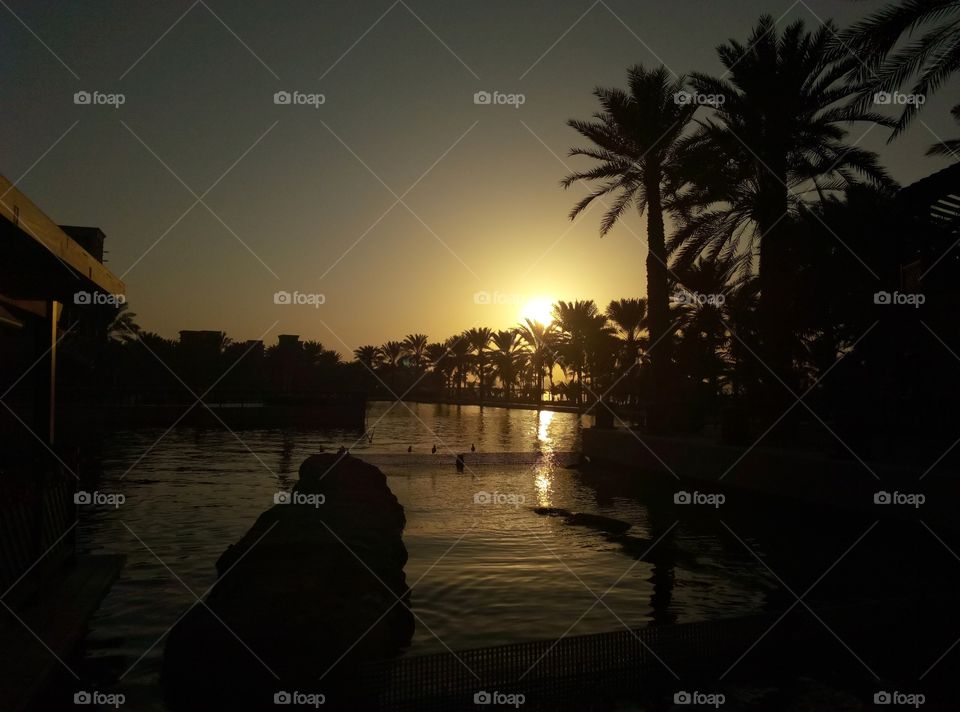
[3,0,956,356]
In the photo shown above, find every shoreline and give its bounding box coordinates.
[368,396,611,417]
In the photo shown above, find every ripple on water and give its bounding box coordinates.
[77,403,776,709]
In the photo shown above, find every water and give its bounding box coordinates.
[74,402,785,709]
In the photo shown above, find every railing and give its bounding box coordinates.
[0,463,75,604]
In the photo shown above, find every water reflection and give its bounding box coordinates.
[536,409,555,451]
[75,403,785,711]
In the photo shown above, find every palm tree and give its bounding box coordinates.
[490,329,524,402]
[108,303,141,343]
[353,345,381,370]
[402,333,429,372]
[552,300,612,407]
[672,16,894,388]
[563,65,698,423]
[671,255,748,395]
[426,342,454,394]
[379,340,405,370]
[516,318,554,406]
[445,334,471,400]
[464,327,493,403]
[834,0,960,140]
[605,298,646,370]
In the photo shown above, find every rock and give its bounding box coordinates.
[532,506,571,517]
[162,454,414,710]
[532,507,632,535]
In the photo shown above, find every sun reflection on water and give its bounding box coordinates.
[534,410,555,506]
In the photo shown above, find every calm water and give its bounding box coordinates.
[76,401,783,710]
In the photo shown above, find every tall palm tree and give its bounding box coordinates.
[834,0,960,139]
[464,327,493,403]
[563,65,699,423]
[402,333,429,372]
[516,318,554,406]
[490,329,524,402]
[672,16,894,388]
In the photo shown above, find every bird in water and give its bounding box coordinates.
[470,443,476,452]
[455,454,465,472]
[407,445,412,453]
[432,444,437,454]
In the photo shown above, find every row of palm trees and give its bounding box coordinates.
[354,3,959,430]
[560,7,958,423]
[352,293,717,409]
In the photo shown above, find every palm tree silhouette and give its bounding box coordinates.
[464,327,493,403]
[671,255,748,393]
[605,297,646,373]
[379,340,405,370]
[516,318,555,406]
[446,335,471,401]
[563,65,698,426]
[490,329,524,402]
[673,16,893,390]
[834,0,960,140]
[552,300,612,407]
[402,333,429,372]
[425,342,453,393]
[353,345,381,370]
[108,303,141,343]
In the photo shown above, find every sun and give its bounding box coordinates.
[520,296,554,326]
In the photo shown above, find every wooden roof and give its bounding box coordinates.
[0,175,124,301]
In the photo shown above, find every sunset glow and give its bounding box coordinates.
[519,297,554,326]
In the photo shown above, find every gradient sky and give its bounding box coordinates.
[4,0,956,355]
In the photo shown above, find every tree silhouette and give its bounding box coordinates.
[835,0,960,139]
[672,16,894,394]
[563,65,698,426]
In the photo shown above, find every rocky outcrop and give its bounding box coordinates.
[162,454,413,710]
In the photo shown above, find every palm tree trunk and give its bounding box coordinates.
[645,171,670,432]
[757,168,791,409]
